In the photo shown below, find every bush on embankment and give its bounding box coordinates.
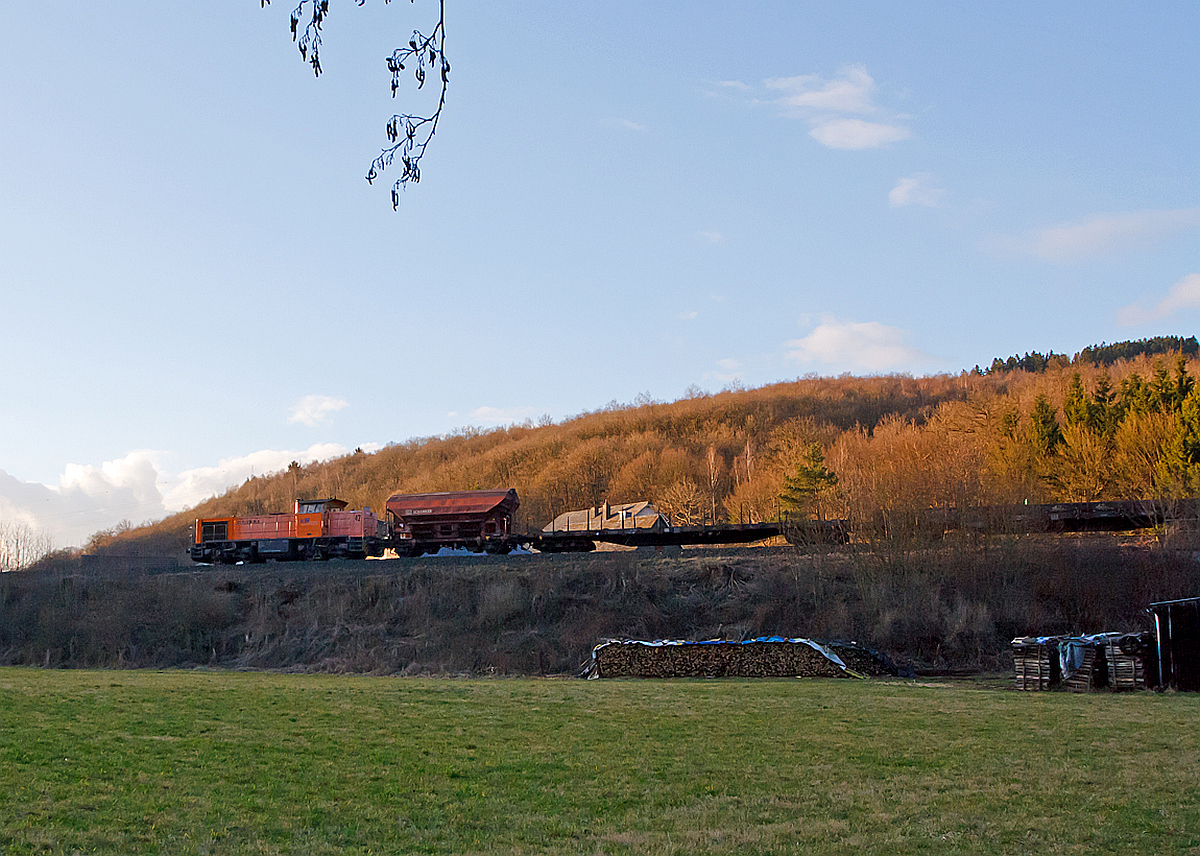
[3,537,1198,675]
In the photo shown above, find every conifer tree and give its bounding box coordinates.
[1174,354,1194,407]
[1029,395,1063,456]
[1091,373,1117,436]
[780,443,837,522]
[1119,372,1152,417]
[1063,373,1091,429]
[1150,360,1175,412]
[1159,386,1200,497]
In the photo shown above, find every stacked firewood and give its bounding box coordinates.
[588,638,850,679]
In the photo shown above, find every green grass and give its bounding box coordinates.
[1,669,1198,855]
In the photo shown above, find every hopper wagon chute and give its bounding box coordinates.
[385,489,520,556]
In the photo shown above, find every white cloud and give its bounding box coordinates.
[703,358,744,385]
[756,64,910,151]
[698,230,723,244]
[288,394,348,427]
[766,65,876,115]
[991,208,1200,262]
[785,318,935,372]
[810,118,910,150]
[163,443,351,512]
[469,405,541,425]
[0,451,169,549]
[889,174,946,208]
[605,117,646,132]
[1117,273,1200,326]
[679,310,698,320]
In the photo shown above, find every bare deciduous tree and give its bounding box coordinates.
[0,522,53,572]
[658,479,704,526]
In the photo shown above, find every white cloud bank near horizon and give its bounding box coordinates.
[0,443,368,549]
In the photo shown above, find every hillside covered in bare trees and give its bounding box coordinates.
[86,340,1200,557]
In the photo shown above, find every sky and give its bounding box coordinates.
[2,1,1197,548]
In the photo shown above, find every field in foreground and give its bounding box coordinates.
[2,670,1199,855]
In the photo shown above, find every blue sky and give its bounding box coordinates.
[2,1,1197,547]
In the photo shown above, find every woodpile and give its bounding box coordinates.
[822,641,900,677]
[587,637,852,679]
[1012,637,1062,690]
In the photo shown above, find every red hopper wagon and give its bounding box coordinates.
[385,489,520,556]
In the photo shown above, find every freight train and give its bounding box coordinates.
[191,490,1171,564]
[191,490,522,563]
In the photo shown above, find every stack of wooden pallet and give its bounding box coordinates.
[1062,640,1102,692]
[1012,637,1061,690]
[1104,632,1153,691]
[587,637,850,679]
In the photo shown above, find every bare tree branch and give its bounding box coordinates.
[262,0,449,208]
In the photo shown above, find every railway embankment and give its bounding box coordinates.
[3,537,1198,676]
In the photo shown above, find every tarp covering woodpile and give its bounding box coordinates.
[1059,636,1107,692]
[586,637,853,679]
[821,640,902,677]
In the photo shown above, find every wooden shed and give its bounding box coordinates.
[1147,597,1200,691]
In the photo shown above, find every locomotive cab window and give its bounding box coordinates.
[201,522,228,542]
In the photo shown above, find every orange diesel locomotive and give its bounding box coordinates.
[191,498,388,564]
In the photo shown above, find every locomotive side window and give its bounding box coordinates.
[201,522,228,542]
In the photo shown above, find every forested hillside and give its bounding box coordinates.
[18,343,1200,675]
[91,343,1200,557]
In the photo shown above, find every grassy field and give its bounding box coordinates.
[1,669,1198,855]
